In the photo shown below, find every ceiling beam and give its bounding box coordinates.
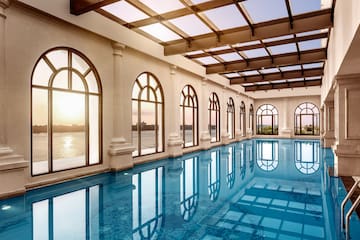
[186,32,328,59]
[206,48,327,74]
[164,9,332,55]
[229,67,323,84]
[244,79,322,91]
[70,0,119,15]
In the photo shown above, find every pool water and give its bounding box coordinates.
[0,139,359,240]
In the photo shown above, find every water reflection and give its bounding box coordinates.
[132,167,164,240]
[226,146,236,189]
[256,140,279,171]
[294,141,320,174]
[208,150,221,201]
[180,157,199,221]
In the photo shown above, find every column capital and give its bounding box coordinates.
[0,0,11,9]
[112,42,126,57]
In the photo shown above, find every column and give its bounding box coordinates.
[199,78,210,149]
[235,94,242,141]
[167,65,183,157]
[332,75,360,176]
[322,100,335,148]
[0,0,28,198]
[279,99,291,138]
[108,42,134,171]
[221,87,230,145]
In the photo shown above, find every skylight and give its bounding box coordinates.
[290,0,321,15]
[260,68,280,74]
[208,46,231,52]
[287,78,304,82]
[234,40,261,48]
[224,72,241,78]
[241,0,288,23]
[280,65,302,72]
[139,0,185,14]
[241,70,260,76]
[218,53,242,62]
[186,50,204,56]
[169,14,212,36]
[263,35,293,43]
[269,43,297,55]
[196,56,219,65]
[203,5,248,30]
[139,23,182,42]
[296,30,323,37]
[298,39,322,51]
[102,1,149,23]
[242,48,268,58]
[302,62,324,69]
[190,0,211,4]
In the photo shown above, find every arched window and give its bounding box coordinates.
[256,140,279,172]
[31,47,102,176]
[294,141,320,174]
[249,104,254,134]
[208,150,220,201]
[180,85,198,148]
[256,104,278,135]
[227,97,235,139]
[208,93,220,143]
[294,102,320,135]
[180,156,199,221]
[240,101,246,137]
[132,72,164,157]
[132,167,164,239]
[226,146,235,189]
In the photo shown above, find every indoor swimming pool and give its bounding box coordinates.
[0,139,359,239]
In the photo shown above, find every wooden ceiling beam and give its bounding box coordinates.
[70,0,119,15]
[229,67,323,84]
[165,9,332,55]
[206,48,326,74]
[244,79,322,91]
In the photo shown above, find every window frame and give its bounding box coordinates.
[31,47,103,176]
[294,102,320,136]
[226,97,235,139]
[240,101,246,137]
[180,85,199,148]
[208,92,221,143]
[256,104,279,135]
[132,72,165,157]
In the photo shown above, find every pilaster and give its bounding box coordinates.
[108,42,134,171]
[167,65,183,157]
[279,99,291,138]
[200,78,211,149]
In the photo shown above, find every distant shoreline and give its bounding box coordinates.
[32,125,85,133]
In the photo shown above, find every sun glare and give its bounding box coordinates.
[53,91,85,125]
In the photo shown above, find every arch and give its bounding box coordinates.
[208,92,220,143]
[132,72,164,157]
[256,104,278,135]
[227,97,235,139]
[294,102,320,135]
[180,85,199,148]
[240,101,246,137]
[31,47,102,175]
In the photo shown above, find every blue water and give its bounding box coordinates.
[1,139,359,240]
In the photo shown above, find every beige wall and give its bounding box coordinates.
[254,96,321,138]
[2,3,254,189]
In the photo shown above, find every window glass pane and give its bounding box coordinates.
[53,190,86,239]
[210,110,217,142]
[156,88,162,102]
[102,1,149,22]
[52,91,86,171]
[46,50,68,70]
[32,58,53,87]
[32,200,49,240]
[169,14,211,36]
[140,0,184,14]
[138,74,147,87]
[132,101,139,157]
[149,76,157,89]
[89,96,99,165]
[140,88,148,101]
[132,82,140,99]
[52,71,69,89]
[72,53,89,75]
[86,71,99,93]
[157,103,163,152]
[139,23,181,42]
[184,107,194,147]
[203,5,247,30]
[72,72,85,92]
[32,88,49,175]
[149,89,156,102]
[140,102,156,155]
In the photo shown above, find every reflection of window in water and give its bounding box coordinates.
[32,185,100,240]
[180,157,199,221]
[295,141,320,174]
[226,146,236,189]
[133,167,164,240]
[247,143,254,173]
[256,141,279,171]
[208,150,220,201]
[227,98,235,139]
[240,144,246,179]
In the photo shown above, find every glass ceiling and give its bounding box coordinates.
[94,0,335,91]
